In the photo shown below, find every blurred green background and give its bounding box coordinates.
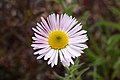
[0,0,120,80]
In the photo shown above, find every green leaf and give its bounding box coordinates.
[55,0,63,4]
[115,0,120,2]
[113,58,120,69]
[88,32,104,54]
[107,34,120,48]
[92,57,106,66]
[87,71,103,80]
[109,6,120,17]
[76,67,89,80]
[112,58,120,79]
[78,11,90,25]
[85,49,97,61]
[94,20,120,31]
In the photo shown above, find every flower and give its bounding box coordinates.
[31,13,88,67]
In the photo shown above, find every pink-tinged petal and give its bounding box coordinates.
[59,14,63,30]
[49,50,58,66]
[37,55,44,59]
[69,45,84,53]
[37,23,46,32]
[52,14,57,30]
[48,50,56,65]
[36,26,48,37]
[66,46,81,57]
[61,49,71,59]
[70,30,87,38]
[47,14,56,31]
[31,44,49,49]
[61,49,74,64]
[51,62,54,67]
[54,50,58,65]
[65,18,78,33]
[48,50,56,67]
[70,43,88,49]
[44,49,54,60]
[47,17,52,31]
[65,48,75,58]
[56,14,60,30]
[61,15,73,32]
[61,58,70,67]
[32,27,41,35]
[59,50,64,62]
[37,22,46,30]
[34,33,48,41]
[67,23,82,35]
[68,34,88,44]
[41,17,51,33]
[33,40,48,44]
[69,58,74,64]
[37,52,47,59]
[60,14,69,31]
[61,50,71,66]
[32,37,38,41]
[33,47,50,55]
[40,22,49,33]
[60,14,72,31]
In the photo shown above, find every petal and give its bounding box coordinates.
[69,34,88,44]
[48,14,56,31]
[33,40,48,44]
[37,49,50,59]
[60,14,70,31]
[59,14,63,30]
[37,55,44,59]
[69,45,84,53]
[31,44,49,49]
[33,47,50,55]
[48,50,56,65]
[59,50,64,62]
[41,17,51,33]
[44,49,54,60]
[32,37,38,41]
[54,50,58,65]
[66,46,81,57]
[32,27,41,35]
[64,48,75,58]
[62,49,74,64]
[37,23,46,32]
[61,49,71,59]
[67,23,82,36]
[63,15,73,31]
[65,18,78,33]
[51,62,54,67]
[61,59,70,67]
[34,33,48,41]
[71,43,88,49]
[68,30,87,38]
[37,52,47,59]
[60,50,71,66]
[36,26,48,37]
[56,14,60,30]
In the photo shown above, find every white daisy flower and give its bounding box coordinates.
[31,13,88,67]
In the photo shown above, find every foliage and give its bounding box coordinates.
[54,59,89,80]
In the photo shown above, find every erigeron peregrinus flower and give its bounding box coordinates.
[31,13,88,67]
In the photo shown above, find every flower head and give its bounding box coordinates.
[31,13,88,67]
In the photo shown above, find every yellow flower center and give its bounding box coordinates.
[48,30,68,50]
